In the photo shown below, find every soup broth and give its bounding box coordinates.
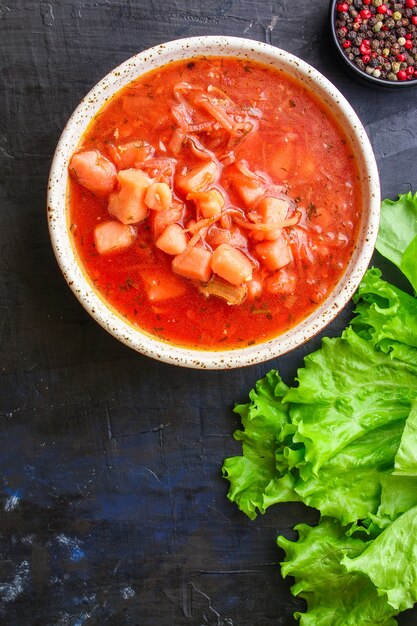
[68,56,362,349]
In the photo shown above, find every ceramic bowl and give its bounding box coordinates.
[47,35,380,369]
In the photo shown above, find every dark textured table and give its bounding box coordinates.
[1,1,417,625]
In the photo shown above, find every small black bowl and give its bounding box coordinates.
[329,0,417,89]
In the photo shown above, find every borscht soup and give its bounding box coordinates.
[68,56,362,350]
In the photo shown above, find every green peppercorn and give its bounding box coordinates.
[373,22,383,32]
[393,11,402,21]
[373,68,381,77]
[392,61,401,73]
[382,47,390,56]
[398,36,406,45]
[373,0,383,6]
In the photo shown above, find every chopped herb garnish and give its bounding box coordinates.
[119,277,134,291]
[306,202,317,218]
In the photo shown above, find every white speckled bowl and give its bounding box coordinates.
[47,35,380,369]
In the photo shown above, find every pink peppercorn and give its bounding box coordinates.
[397,53,406,61]
[360,42,371,55]
[360,9,372,19]
[337,2,349,12]
[362,54,371,64]
[363,0,371,4]
[397,70,408,80]
[407,66,415,75]
[405,0,415,8]
[405,40,413,49]
[377,4,388,14]
[412,16,417,25]
[343,40,351,48]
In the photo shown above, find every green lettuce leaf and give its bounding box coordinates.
[394,399,417,475]
[285,328,417,476]
[223,277,417,523]
[291,420,404,525]
[222,370,292,519]
[352,268,417,365]
[278,518,398,626]
[376,191,417,291]
[223,263,417,623]
[401,235,417,293]
[377,474,417,522]
[342,505,417,612]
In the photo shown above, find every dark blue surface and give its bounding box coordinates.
[1,1,417,624]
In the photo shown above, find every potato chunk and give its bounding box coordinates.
[155,224,188,255]
[172,247,213,282]
[255,236,293,271]
[176,161,219,195]
[69,150,117,195]
[211,244,253,286]
[145,182,172,211]
[108,169,151,224]
[94,221,135,255]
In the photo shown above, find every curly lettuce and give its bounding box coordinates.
[376,191,417,292]
[222,267,417,625]
[278,518,398,626]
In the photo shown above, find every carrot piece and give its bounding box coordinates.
[175,160,219,195]
[69,150,117,195]
[172,247,213,282]
[108,168,151,224]
[187,188,225,218]
[211,244,253,286]
[145,182,172,211]
[107,141,154,170]
[94,221,136,255]
[141,270,187,302]
[155,224,188,255]
[255,236,293,271]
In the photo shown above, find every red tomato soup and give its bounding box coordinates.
[68,57,362,349]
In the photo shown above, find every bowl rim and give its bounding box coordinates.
[329,0,417,89]
[47,34,380,370]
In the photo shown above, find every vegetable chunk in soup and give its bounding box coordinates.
[68,57,361,349]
